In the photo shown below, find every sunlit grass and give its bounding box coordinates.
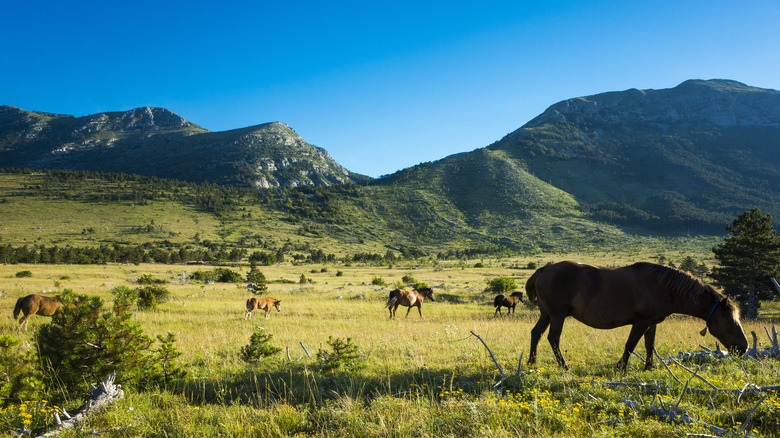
[1,260,779,437]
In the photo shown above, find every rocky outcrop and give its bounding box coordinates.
[0,106,368,188]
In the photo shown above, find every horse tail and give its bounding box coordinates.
[494,294,505,307]
[386,290,399,309]
[13,297,23,319]
[525,267,546,306]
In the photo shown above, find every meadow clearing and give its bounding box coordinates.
[1,256,779,437]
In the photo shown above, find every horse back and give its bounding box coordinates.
[533,262,598,308]
[15,294,62,318]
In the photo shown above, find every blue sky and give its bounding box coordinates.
[3,1,780,177]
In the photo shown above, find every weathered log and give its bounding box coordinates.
[32,373,124,438]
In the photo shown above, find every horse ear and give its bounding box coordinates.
[720,297,729,306]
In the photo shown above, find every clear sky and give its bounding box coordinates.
[3,1,780,178]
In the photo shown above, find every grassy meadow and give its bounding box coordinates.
[1,257,780,437]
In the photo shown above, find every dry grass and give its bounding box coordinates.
[1,259,779,437]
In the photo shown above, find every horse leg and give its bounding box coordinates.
[617,322,651,372]
[416,304,422,318]
[528,312,551,365]
[642,324,657,371]
[494,307,501,317]
[18,314,31,330]
[547,316,569,370]
[405,305,413,318]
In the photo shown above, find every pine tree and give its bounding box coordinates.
[711,207,780,320]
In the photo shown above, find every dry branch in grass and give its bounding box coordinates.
[610,344,778,437]
[30,373,124,438]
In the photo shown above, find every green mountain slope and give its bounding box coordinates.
[0,106,369,188]
[485,79,780,232]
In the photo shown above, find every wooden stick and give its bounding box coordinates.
[654,348,682,385]
[739,394,768,434]
[469,331,506,378]
[300,341,312,359]
[670,358,719,390]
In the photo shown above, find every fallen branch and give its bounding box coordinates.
[622,399,730,436]
[469,331,506,379]
[300,341,312,359]
[33,373,124,438]
[744,325,780,358]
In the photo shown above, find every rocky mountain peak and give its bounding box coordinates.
[524,79,780,129]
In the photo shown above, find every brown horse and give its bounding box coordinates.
[245,296,282,319]
[526,261,748,371]
[13,294,62,329]
[494,292,523,316]
[386,287,435,318]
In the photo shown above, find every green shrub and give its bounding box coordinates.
[240,330,282,364]
[0,335,45,403]
[316,336,364,374]
[14,270,32,278]
[137,284,171,310]
[36,287,183,395]
[214,267,242,283]
[189,270,215,282]
[371,277,386,286]
[190,268,242,283]
[485,276,517,295]
[137,274,167,285]
[148,333,187,386]
[402,274,417,284]
[246,265,268,294]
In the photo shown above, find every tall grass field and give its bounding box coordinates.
[1,258,779,437]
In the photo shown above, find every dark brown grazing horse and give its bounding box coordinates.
[494,292,524,316]
[526,261,748,371]
[386,287,435,318]
[13,294,63,329]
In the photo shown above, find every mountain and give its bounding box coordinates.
[379,79,780,235]
[3,79,779,247]
[0,106,369,188]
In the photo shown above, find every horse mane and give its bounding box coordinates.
[634,262,741,319]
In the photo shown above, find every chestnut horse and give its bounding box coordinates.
[526,261,747,371]
[13,294,62,329]
[386,287,435,318]
[245,297,281,319]
[494,292,524,316]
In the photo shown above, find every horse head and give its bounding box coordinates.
[706,297,747,355]
[273,299,282,312]
[416,287,435,301]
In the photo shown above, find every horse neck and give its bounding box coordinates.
[670,284,719,320]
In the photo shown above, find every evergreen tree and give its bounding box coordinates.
[711,207,780,320]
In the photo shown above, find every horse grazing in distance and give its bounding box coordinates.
[494,291,523,316]
[245,297,282,319]
[386,287,435,318]
[13,294,62,329]
[526,261,748,371]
